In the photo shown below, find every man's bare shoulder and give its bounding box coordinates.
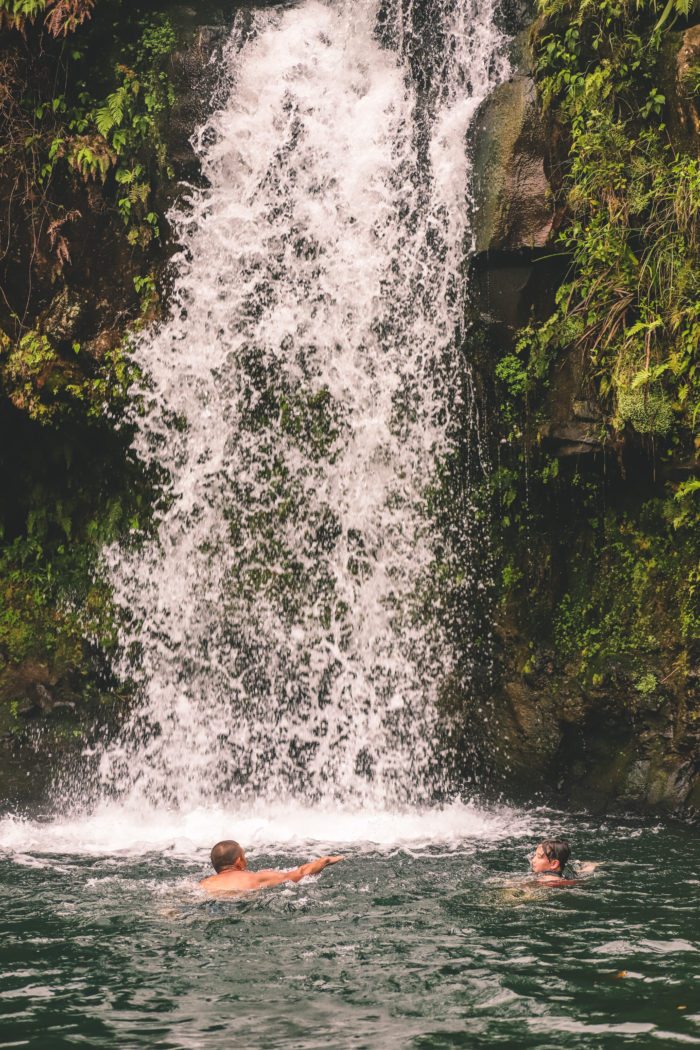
[199,870,268,893]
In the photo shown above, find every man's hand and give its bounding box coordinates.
[285,854,345,882]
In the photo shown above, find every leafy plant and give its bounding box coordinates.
[0,0,95,37]
[0,325,138,424]
[0,4,176,288]
[617,388,673,434]
[521,0,700,491]
[0,1,178,726]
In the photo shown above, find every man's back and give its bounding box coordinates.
[200,868,291,892]
[199,853,343,894]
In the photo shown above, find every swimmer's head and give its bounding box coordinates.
[531,839,570,874]
[211,840,246,873]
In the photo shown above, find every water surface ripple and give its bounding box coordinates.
[1,814,698,1048]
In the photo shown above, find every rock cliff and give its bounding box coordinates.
[459,3,700,821]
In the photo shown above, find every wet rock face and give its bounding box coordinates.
[466,24,565,377]
[538,400,608,457]
[496,0,536,36]
[470,32,553,254]
[164,21,234,187]
[461,627,700,822]
[538,420,606,457]
[40,288,84,345]
[459,17,700,824]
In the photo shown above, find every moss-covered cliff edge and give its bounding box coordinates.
[465,0,700,820]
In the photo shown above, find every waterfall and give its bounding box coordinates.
[98,0,510,811]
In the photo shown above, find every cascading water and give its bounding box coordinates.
[97,0,510,813]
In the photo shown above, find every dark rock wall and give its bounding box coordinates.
[461,6,700,822]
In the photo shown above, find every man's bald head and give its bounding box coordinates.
[210,840,246,873]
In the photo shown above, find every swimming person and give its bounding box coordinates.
[528,838,598,884]
[530,838,576,883]
[199,839,344,893]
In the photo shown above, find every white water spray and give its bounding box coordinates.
[97,0,509,812]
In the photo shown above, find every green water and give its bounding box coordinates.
[1,812,698,1049]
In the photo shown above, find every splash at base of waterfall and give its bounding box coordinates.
[0,799,533,857]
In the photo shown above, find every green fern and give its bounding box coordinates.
[95,88,126,139]
[652,0,700,32]
[0,1,48,18]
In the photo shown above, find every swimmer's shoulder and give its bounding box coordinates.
[199,870,261,893]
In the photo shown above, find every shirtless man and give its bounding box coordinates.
[199,839,344,893]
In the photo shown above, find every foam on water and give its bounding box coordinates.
[0,800,534,857]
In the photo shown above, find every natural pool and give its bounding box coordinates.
[1,803,698,1049]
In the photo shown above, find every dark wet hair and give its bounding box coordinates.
[540,839,571,872]
[210,840,244,873]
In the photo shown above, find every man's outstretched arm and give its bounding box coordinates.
[253,855,344,888]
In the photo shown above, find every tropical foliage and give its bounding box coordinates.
[0,0,175,722]
[487,0,700,698]
[519,0,700,445]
